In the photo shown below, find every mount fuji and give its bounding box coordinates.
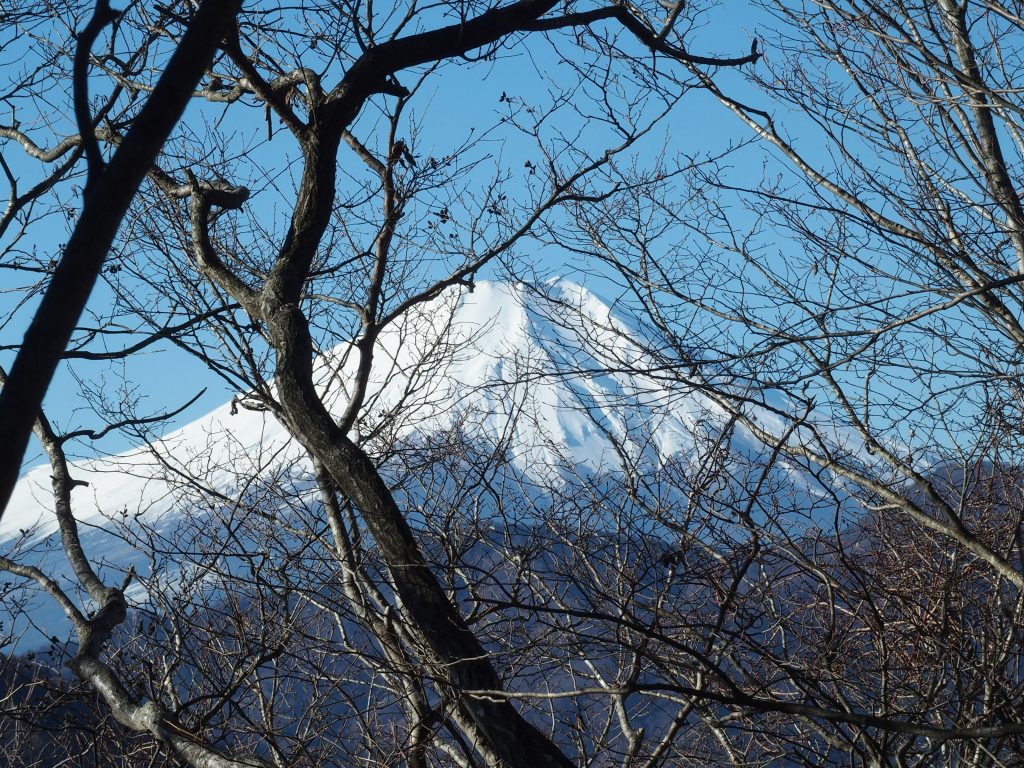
[0,280,836,648]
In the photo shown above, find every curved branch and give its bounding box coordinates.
[59,388,206,443]
[65,306,238,361]
[186,169,257,309]
[73,0,120,190]
[522,6,761,66]
[0,127,83,162]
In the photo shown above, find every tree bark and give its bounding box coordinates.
[263,298,574,768]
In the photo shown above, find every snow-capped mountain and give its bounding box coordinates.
[2,281,731,539]
[0,280,831,647]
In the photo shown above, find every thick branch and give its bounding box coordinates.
[0,0,245,521]
[522,5,761,66]
[186,169,257,309]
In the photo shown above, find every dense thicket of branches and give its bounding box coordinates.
[554,0,1024,760]
[2,0,1024,766]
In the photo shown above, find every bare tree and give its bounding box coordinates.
[543,0,1024,761]
[19,0,1024,763]
[0,1,768,766]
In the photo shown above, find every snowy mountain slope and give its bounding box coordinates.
[0,280,855,647]
[0,281,723,538]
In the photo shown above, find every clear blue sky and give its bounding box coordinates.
[2,0,781,470]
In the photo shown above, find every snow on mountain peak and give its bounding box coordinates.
[321,279,723,476]
[2,279,722,544]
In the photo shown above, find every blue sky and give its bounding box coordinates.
[1,0,787,470]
